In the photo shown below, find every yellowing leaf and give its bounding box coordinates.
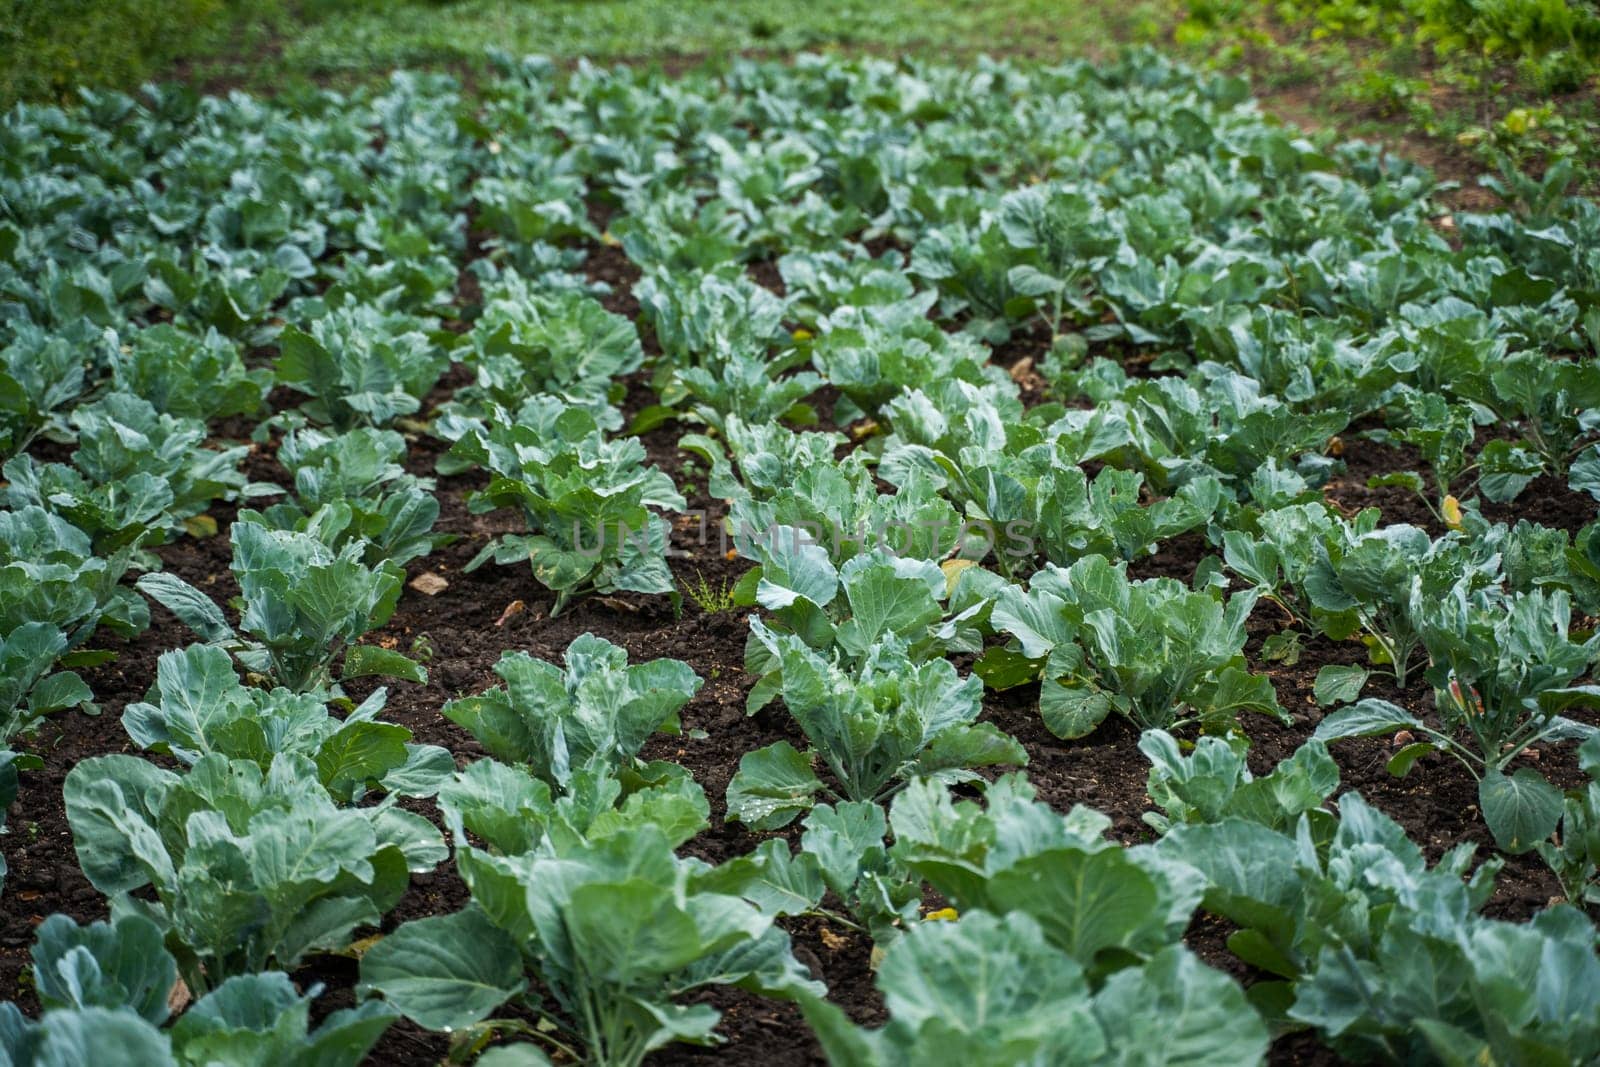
[939,559,977,596]
[182,514,219,539]
[342,933,386,959]
[849,419,881,441]
[1442,495,1464,530]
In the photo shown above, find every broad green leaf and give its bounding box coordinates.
[1313,699,1422,741]
[565,881,708,982]
[358,908,527,1031]
[135,573,234,643]
[1387,741,1435,778]
[171,971,395,1067]
[475,1047,554,1067]
[31,914,176,1025]
[695,839,825,918]
[973,646,1044,690]
[315,724,413,799]
[880,910,1095,1036]
[12,1005,175,1067]
[985,847,1162,964]
[63,755,178,895]
[726,742,824,830]
[1313,664,1368,706]
[1480,769,1563,854]
[1093,945,1269,1065]
[342,645,426,684]
[801,801,888,900]
[1040,679,1113,740]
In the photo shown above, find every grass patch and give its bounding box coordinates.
[0,0,304,109]
[4,0,1166,106]
[1167,0,1600,187]
[683,571,738,615]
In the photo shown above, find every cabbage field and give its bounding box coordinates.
[3,48,1600,1066]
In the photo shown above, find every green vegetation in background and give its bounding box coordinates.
[7,0,1595,187]
[2,0,1165,108]
[270,0,1113,74]
[1173,0,1600,182]
[1,0,277,108]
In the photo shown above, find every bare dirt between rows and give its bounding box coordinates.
[5,202,1597,1066]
